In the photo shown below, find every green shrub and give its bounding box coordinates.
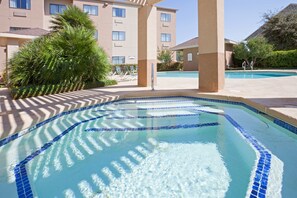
[84,79,117,89]
[157,62,183,71]
[260,50,297,68]
[157,50,174,69]
[232,56,244,68]
[9,5,110,87]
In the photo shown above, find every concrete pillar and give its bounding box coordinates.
[138,5,157,87]
[198,0,225,92]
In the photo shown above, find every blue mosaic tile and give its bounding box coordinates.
[258,193,266,198]
[252,185,259,191]
[222,113,272,198]
[251,190,258,196]
[259,188,266,194]
[274,118,297,134]
[85,122,219,132]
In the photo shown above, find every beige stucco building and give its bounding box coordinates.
[0,0,176,77]
[171,37,237,71]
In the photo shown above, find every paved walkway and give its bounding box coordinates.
[1,71,297,139]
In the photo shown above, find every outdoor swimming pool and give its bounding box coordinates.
[0,97,296,197]
[157,71,297,79]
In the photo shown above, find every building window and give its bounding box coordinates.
[187,53,193,62]
[113,8,126,18]
[10,0,31,9]
[112,31,125,41]
[112,56,125,64]
[161,13,171,22]
[83,5,98,16]
[161,33,171,42]
[94,30,98,41]
[50,4,67,15]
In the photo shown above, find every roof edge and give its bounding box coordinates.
[0,33,38,39]
[156,6,178,12]
[171,38,237,51]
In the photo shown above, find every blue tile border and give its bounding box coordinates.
[0,96,291,197]
[14,164,33,198]
[223,114,271,198]
[274,118,297,135]
[85,122,219,132]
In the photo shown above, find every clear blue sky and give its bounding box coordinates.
[156,0,297,44]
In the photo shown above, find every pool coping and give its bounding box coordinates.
[1,91,296,146]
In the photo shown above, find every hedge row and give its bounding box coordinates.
[261,50,297,68]
[84,80,117,89]
[157,62,183,71]
[10,80,117,100]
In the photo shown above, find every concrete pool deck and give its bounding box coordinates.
[0,71,297,139]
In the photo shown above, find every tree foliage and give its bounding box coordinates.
[233,43,249,62]
[263,12,297,50]
[50,6,95,33]
[234,37,273,66]
[157,49,174,68]
[9,6,109,87]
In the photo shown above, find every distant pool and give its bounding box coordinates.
[157,71,297,79]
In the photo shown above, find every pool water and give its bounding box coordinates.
[0,97,296,197]
[157,71,297,79]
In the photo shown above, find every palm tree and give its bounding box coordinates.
[50,5,95,33]
[9,5,109,87]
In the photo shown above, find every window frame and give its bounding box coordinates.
[187,53,193,62]
[112,31,126,41]
[112,56,126,64]
[83,4,98,16]
[49,4,67,15]
[112,7,126,18]
[161,33,171,42]
[9,0,31,10]
[160,13,171,22]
